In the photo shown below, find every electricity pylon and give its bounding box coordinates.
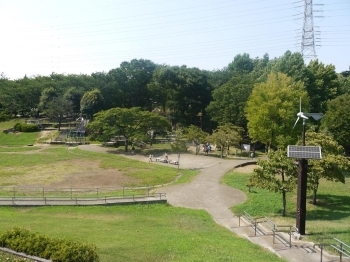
[301,0,319,59]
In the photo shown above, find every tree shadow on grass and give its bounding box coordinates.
[306,193,350,221]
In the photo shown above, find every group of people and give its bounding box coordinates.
[203,143,212,155]
[149,152,168,162]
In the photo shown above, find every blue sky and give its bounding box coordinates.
[0,0,349,79]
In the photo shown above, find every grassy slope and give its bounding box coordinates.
[222,171,350,245]
[0,205,285,262]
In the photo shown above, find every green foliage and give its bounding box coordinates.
[249,149,297,216]
[303,131,350,204]
[107,59,157,108]
[63,87,84,114]
[245,72,308,149]
[268,51,307,82]
[227,53,254,75]
[184,125,208,154]
[88,107,170,152]
[305,59,339,113]
[0,227,99,262]
[13,123,39,132]
[80,89,105,119]
[207,123,244,158]
[321,94,350,150]
[206,74,253,128]
[170,129,188,153]
[148,65,212,127]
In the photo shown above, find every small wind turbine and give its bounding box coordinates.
[293,98,323,128]
[289,97,324,235]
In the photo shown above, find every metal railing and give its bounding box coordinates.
[0,186,166,206]
[314,237,350,262]
[238,211,299,248]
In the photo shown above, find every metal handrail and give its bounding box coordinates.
[314,237,350,262]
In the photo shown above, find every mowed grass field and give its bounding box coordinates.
[0,124,286,262]
[223,170,350,246]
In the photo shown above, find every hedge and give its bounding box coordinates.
[0,228,99,262]
[13,123,39,132]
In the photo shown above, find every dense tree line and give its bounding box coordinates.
[1,51,349,150]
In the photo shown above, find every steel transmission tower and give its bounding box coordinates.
[301,0,317,59]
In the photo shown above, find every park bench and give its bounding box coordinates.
[238,211,264,236]
[168,160,178,165]
[155,158,167,163]
[103,141,116,147]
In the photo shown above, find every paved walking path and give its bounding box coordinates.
[80,145,341,262]
[156,157,333,262]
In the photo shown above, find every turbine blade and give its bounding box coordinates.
[300,114,308,119]
[299,97,302,112]
[293,117,300,129]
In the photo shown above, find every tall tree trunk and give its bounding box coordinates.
[312,181,319,205]
[282,190,286,217]
[312,188,318,205]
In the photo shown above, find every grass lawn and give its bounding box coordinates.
[0,127,287,261]
[0,119,23,130]
[222,170,350,245]
[0,205,285,262]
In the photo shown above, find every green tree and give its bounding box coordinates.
[305,59,339,113]
[38,87,59,119]
[207,123,244,158]
[250,149,297,216]
[268,51,307,82]
[206,74,253,128]
[184,125,208,155]
[321,94,350,152]
[44,97,72,131]
[63,87,84,116]
[337,73,350,95]
[80,89,105,119]
[107,59,157,108]
[170,129,189,153]
[245,72,308,149]
[303,131,350,205]
[227,53,254,75]
[87,107,170,152]
[148,66,212,128]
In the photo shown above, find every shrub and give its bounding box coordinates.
[0,228,99,262]
[14,123,22,132]
[13,123,39,132]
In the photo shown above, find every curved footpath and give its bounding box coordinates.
[79,145,337,262]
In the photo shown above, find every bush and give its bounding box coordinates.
[13,123,39,132]
[14,123,22,132]
[0,228,99,262]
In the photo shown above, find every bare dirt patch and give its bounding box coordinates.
[2,159,140,188]
[233,164,258,174]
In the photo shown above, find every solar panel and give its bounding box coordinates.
[287,145,322,159]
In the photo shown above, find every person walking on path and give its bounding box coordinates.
[149,154,153,162]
